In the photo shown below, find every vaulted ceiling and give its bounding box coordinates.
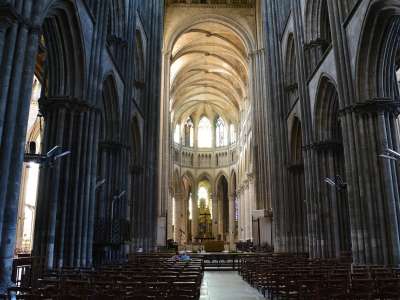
[170,22,249,124]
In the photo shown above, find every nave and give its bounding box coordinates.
[2,0,400,298]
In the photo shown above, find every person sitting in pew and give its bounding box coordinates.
[172,251,191,262]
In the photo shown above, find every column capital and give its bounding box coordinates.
[284,82,298,93]
[100,141,126,152]
[306,140,343,153]
[39,96,97,114]
[287,163,304,171]
[243,179,249,189]
[0,4,40,31]
[246,172,255,183]
[304,38,330,51]
[0,4,21,25]
[339,98,400,116]
[248,48,265,58]
[106,34,128,47]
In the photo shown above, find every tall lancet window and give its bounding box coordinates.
[198,116,212,148]
[216,116,227,147]
[174,124,180,144]
[230,124,236,144]
[184,117,194,147]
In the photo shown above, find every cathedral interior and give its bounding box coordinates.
[1,0,400,299]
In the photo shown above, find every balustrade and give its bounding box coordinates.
[172,144,237,168]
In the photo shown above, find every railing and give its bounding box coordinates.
[173,144,238,168]
[12,256,46,288]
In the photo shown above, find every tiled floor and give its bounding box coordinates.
[200,271,265,300]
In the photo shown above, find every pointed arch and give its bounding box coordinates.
[196,172,213,185]
[108,0,126,39]
[215,171,229,191]
[356,1,400,100]
[284,33,299,111]
[313,75,351,258]
[314,75,341,142]
[41,0,86,99]
[304,0,332,48]
[290,117,303,164]
[101,74,121,141]
[135,16,147,84]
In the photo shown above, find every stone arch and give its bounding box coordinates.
[100,74,121,142]
[105,0,127,66]
[215,174,229,240]
[134,18,147,84]
[356,0,400,101]
[304,0,332,48]
[214,171,229,191]
[196,172,213,186]
[31,0,90,272]
[284,33,299,112]
[107,0,126,39]
[314,75,341,142]
[181,171,195,243]
[304,0,332,75]
[182,171,195,194]
[40,0,86,99]
[290,117,303,164]
[287,117,308,253]
[312,75,351,258]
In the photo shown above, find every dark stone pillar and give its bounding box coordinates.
[0,2,41,292]
[32,97,99,270]
[340,102,400,265]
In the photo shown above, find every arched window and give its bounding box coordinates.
[174,124,180,144]
[188,193,193,221]
[184,117,194,147]
[198,186,209,208]
[172,197,176,226]
[216,116,227,147]
[230,124,236,144]
[198,116,212,148]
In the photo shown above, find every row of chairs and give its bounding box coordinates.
[4,255,204,299]
[240,253,400,299]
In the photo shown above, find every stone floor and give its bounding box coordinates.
[200,271,265,300]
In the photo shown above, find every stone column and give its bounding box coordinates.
[237,187,244,241]
[0,1,42,291]
[191,189,198,243]
[174,191,185,244]
[167,191,174,241]
[244,180,251,241]
[326,0,400,265]
[32,97,99,269]
[228,193,235,249]
[248,174,255,241]
[129,164,142,251]
[211,192,218,238]
[216,189,223,239]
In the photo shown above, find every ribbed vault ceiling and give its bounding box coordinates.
[170,22,248,123]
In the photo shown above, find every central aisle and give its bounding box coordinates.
[200,271,264,300]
